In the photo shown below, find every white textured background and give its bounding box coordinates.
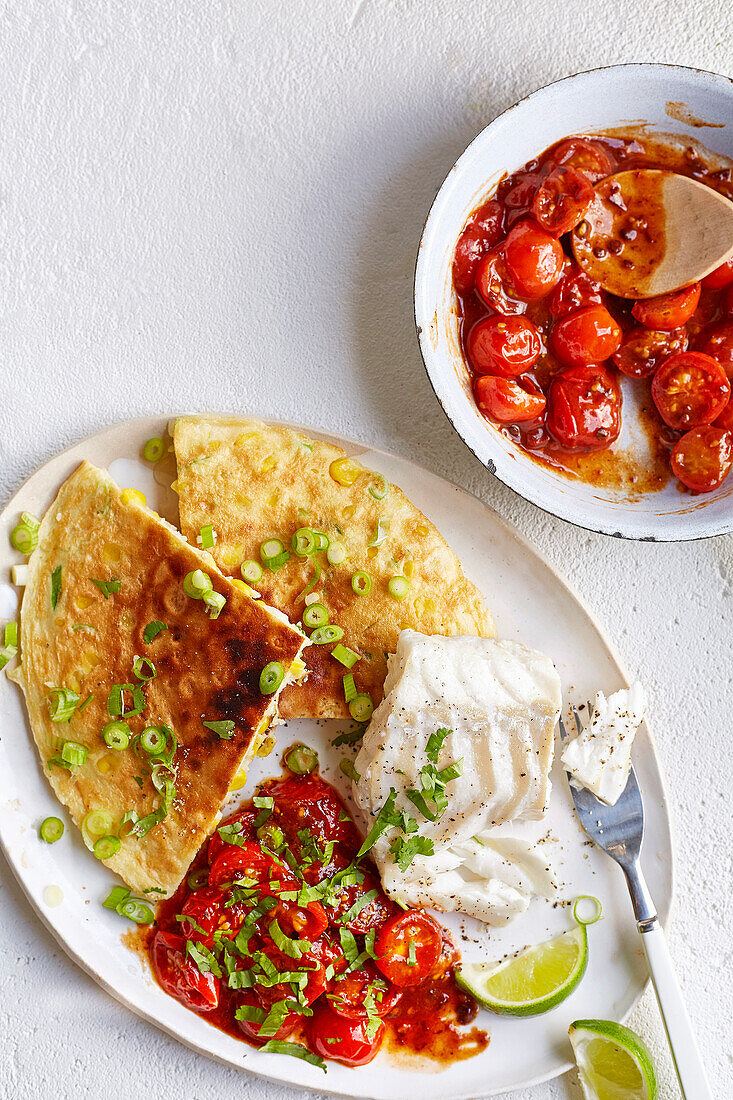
[1,2,732,1098]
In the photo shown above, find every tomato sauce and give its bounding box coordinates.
[453,133,733,495]
[147,770,487,1069]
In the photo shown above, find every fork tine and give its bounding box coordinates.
[557,714,569,742]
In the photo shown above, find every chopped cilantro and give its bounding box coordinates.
[91,577,121,598]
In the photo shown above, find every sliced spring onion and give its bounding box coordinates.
[94,835,121,860]
[91,577,121,599]
[102,720,131,750]
[343,673,357,704]
[0,643,17,671]
[199,524,216,550]
[40,817,64,843]
[10,523,37,554]
[349,693,373,723]
[351,570,372,596]
[143,620,167,644]
[20,512,40,534]
[203,589,226,619]
[310,624,344,645]
[313,531,329,551]
[387,575,410,600]
[142,436,165,463]
[257,823,285,850]
[187,868,209,890]
[367,517,390,549]
[340,758,360,782]
[103,885,131,910]
[291,528,317,557]
[302,602,328,629]
[284,743,319,775]
[326,542,346,565]
[132,655,156,681]
[50,565,62,608]
[331,643,359,669]
[304,592,320,606]
[107,682,145,718]
[367,474,390,501]
[241,559,264,584]
[183,569,213,599]
[140,726,169,755]
[203,719,235,739]
[47,687,80,722]
[573,895,603,926]
[78,693,93,712]
[81,809,114,850]
[259,661,284,695]
[118,897,154,924]
[260,538,289,571]
[11,564,29,586]
[295,560,321,602]
[63,740,87,767]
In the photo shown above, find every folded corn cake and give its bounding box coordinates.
[11,462,306,896]
[172,416,495,719]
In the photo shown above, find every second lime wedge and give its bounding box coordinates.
[569,1019,658,1100]
[456,924,588,1016]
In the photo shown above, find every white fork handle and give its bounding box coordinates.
[639,923,713,1099]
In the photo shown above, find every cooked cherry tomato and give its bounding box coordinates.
[332,869,396,934]
[671,426,733,492]
[235,989,299,1045]
[208,841,296,891]
[700,323,733,378]
[152,931,220,1012]
[499,171,541,212]
[329,961,402,1019]
[549,264,603,319]
[714,399,733,433]
[474,374,546,423]
[375,910,443,988]
[452,199,505,294]
[309,1002,384,1067]
[723,284,733,320]
[207,809,256,865]
[612,326,688,379]
[651,352,731,430]
[702,258,733,290]
[474,246,525,315]
[465,315,541,377]
[532,166,594,236]
[631,283,701,330]
[179,886,237,942]
[267,775,358,847]
[504,219,564,299]
[549,137,615,183]
[551,304,622,367]
[546,364,621,450]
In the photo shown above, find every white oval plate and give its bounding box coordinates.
[415,63,733,541]
[0,417,672,1097]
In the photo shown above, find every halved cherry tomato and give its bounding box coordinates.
[332,869,396,934]
[465,315,541,377]
[504,219,565,299]
[276,897,329,940]
[700,322,733,378]
[702,258,733,290]
[474,246,526,315]
[178,886,239,942]
[651,352,731,430]
[452,200,505,294]
[207,809,256,865]
[549,137,615,183]
[551,304,622,367]
[532,166,594,236]
[714,399,733,432]
[151,931,220,1012]
[208,841,296,891]
[375,910,442,988]
[329,961,403,1019]
[612,326,688,379]
[267,775,359,847]
[671,426,733,492]
[549,264,603,319]
[499,171,541,212]
[546,364,621,450]
[632,283,701,330]
[309,1002,384,1067]
[474,375,546,423]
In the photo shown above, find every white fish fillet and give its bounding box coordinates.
[561,683,646,806]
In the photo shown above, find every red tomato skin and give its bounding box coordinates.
[504,219,565,299]
[474,246,526,315]
[651,352,731,430]
[612,326,688,379]
[267,774,359,847]
[474,375,546,423]
[631,283,701,330]
[546,364,621,450]
[453,200,505,294]
[375,910,443,988]
[152,931,220,1012]
[723,284,733,319]
[328,961,403,1019]
[179,886,229,942]
[309,1003,384,1067]
[671,426,733,492]
[532,166,594,236]
[207,809,256,865]
[549,137,615,183]
[549,265,603,319]
[331,870,397,935]
[714,399,733,433]
[551,305,622,367]
[465,315,542,377]
[208,841,296,891]
[700,322,733,379]
[702,259,733,290]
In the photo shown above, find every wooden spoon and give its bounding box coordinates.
[571,169,733,299]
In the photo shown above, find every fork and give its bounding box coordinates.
[559,713,712,1100]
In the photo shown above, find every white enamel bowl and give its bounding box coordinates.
[415,64,733,541]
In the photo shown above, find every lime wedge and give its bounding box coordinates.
[569,1019,658,1100]
[456,924,587,1016]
